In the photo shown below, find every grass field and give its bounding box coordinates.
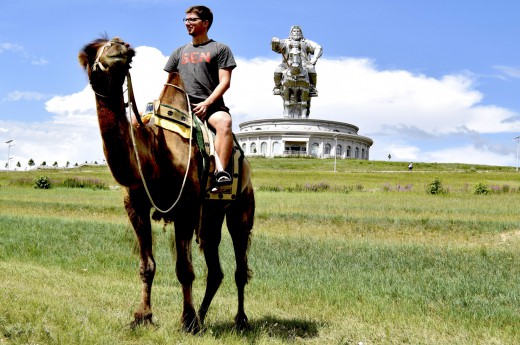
[1,159,519,344]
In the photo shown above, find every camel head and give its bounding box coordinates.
[78,37,135,96]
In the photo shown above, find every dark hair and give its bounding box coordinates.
[186,5,213,30]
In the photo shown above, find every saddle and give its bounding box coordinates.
[147,100,244,201]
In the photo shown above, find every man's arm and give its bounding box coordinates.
[307,40,323,65]
[192,67,232,118]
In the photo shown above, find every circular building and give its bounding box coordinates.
[235,118,373,159]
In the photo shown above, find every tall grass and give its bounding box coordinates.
[1,160,520,344]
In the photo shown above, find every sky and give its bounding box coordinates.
[1,0,520,169]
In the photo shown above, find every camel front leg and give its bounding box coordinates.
[124,190,155,327]
[174,225,200,334]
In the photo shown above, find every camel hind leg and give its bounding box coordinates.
[197,209,226,326]
[124,189,155,327]
[225,187,255,330]
[173,217,200,334]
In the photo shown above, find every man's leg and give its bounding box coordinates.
[208,111,233,182]
[273,72,282,95]
[309,72,318,96]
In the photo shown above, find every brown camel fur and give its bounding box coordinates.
[78,37,255,333]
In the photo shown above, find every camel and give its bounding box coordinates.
[78,37,255,333]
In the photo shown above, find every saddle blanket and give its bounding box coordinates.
[141,100,243,201]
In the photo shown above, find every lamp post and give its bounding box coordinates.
[333,134,338,172]
[515,135,520,172]
[5,140,13,171]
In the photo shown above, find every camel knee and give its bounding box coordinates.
[140,257,156,281]
[235,266,251,286]
[208,269,224,287]
[176,265,195,286]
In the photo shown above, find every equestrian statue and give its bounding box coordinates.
[271,25,323,118]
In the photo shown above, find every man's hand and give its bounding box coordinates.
[193,101,210,121]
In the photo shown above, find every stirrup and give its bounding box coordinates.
[214,170,232,186]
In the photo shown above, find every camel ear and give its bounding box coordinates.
[78,51,89,70]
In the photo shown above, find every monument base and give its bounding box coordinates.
[235,118,373,159]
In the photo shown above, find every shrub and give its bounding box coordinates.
[383,183,413,192]
[382,183,393,192]
[474,182,490,195]
[397,184,413,192]
[257,183,359,193]
[290,182,330,192]
[257,185,285,192]
[34,176,52,189]
[426,177,447,195]
[61,177,108,190]
[9,177,34,187]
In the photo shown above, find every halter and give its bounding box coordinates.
[92,40,117,73]
[90,39,129,98]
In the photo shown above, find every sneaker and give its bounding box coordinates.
[214,170,232,186]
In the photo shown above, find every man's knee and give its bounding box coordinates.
[306,65,316,74]
[275,64,286,74]
[209,111,232,132]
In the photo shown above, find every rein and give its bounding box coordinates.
[126,73,195,214]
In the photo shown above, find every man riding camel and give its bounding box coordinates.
[164,5,236,187]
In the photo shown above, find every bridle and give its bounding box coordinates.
[92,39,119,73]
[89,39,128,99]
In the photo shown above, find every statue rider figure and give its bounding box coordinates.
[271,25,323,97]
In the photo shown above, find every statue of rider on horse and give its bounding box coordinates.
[272,25,323,118]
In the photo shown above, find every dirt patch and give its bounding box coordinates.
[499,230,520,243]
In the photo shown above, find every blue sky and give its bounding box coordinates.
[1,0,520,168]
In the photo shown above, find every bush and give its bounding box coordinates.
[474,182,491,195]
[9,177,34,187]
[426,177,447,195]
[34,176,52,189]
[61,177,108,190]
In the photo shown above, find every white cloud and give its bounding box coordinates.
[494,65,520,79]
[31,58,49,66]
[2,45,520,169]
[3,91,49,102]
[425,145,515,166]
[230,57,520,136]
[0,42,23,54]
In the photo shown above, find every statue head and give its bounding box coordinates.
[289,26,303,41]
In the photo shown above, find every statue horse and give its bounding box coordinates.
[78,37,255,333]
[280,47,311,118]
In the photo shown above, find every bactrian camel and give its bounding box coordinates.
[78,36,255,333]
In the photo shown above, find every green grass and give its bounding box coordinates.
[1,159,520,344]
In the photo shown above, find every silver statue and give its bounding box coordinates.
[272,25,323,118]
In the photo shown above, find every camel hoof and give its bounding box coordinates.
[182,312,201,334]
[234,313,250,331]
[130,311,153,329]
